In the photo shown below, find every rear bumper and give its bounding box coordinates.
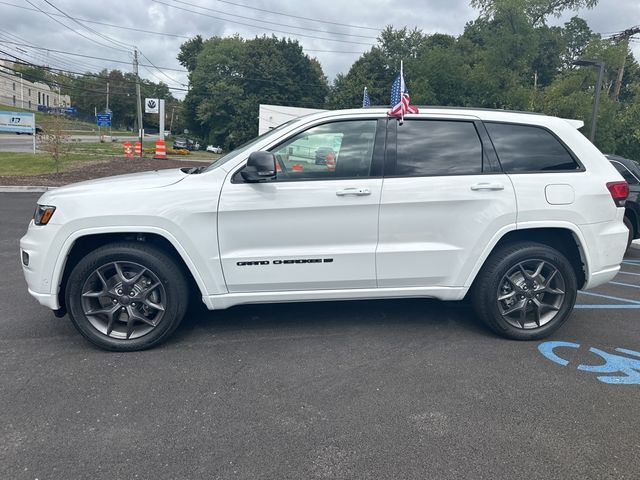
[580,213,627,290]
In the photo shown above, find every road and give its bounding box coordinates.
[0,133,160,152]
[1,192,639,480]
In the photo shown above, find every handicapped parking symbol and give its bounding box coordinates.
[538,341,640,384]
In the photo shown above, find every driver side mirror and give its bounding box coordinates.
[241,151,276,182]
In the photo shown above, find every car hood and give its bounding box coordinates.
[39,169,187,201]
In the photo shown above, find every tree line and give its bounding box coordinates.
[179,0,640,159]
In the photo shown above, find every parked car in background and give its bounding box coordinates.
[173,137,200,151]
[315,146,335,165]
[607,154,640,249]
[206,145,223,153]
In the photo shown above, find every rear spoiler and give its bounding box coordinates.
[563,118,584,129]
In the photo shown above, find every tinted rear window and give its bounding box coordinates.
[395,120,483,176]
[485,122,580,173]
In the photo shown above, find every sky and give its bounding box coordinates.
[0,0,638,100]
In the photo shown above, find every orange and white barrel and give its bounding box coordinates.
[134,141,142,157]
[154,139,167,159]
[123,142,132,158]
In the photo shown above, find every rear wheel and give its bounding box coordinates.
[65,242,189,351]
[472,242,577,340]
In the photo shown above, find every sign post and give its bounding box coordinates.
[146,98,165,142]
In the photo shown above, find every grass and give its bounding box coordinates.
[0,142,221,175]
[0,152,88,175]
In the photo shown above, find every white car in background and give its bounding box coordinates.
[20,107,629,351]
[206,145,223,153]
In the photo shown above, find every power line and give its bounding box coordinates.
[40,0,134,51]
[0,1,369,54]
[0,40,187,72]
[0,54,188,94]
[1,2,366,55]
[23,0,130,53]
[138,50,186,86]
[167,0,377,40]
[151,0,374,46]
[209,0,380,32]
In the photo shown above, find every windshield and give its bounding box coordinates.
[201,117,304,173]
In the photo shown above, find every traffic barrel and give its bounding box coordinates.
[134,141,142,157]
[123,142,132,158]
[154,139,167,159]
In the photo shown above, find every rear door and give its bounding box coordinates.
[376,117,517,287]
[218,118,386,293]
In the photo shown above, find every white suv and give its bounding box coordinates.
[20,108,629,351]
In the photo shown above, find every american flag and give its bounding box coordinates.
[362,87,371,108]
[388,62,419,122]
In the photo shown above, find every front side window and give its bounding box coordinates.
[486,122,580,173]
[268,120,377,181]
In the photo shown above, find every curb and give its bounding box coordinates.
[0,186,57,193]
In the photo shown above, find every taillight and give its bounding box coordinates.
[606,181,629,207]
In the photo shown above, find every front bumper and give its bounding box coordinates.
[20,220,63,310]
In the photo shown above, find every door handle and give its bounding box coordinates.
[470,183,504,191]
[336,187,371,196]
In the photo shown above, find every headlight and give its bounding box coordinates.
[34,205,56,225]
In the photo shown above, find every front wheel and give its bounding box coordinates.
[472,242,578,340]
[65,242,189,351]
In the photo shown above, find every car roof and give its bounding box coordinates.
[295,106,580,130]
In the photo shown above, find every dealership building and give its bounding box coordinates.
[0,60,71,111]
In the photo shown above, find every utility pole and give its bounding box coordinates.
[611,26,640,102]
[169,106,175,134]
[19,72,24,108]
[133,48,143,155]
[106,81,111,138]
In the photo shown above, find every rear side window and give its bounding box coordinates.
[485,122,580,173]
[394,120,483,176]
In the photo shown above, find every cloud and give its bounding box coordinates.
[0,0,636,100]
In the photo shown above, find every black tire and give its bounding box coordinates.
[624,216,634,251]
[65,242,189,351]
[471,241,577,340]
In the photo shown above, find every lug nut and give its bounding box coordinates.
[117,289,122,295]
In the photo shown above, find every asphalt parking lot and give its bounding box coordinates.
[1,192,639,480]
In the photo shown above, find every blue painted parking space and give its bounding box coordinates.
[576,256,640,309]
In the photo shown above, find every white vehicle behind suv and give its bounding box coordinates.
[20,107,629,351]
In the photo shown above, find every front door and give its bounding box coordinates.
[218,118,385,293]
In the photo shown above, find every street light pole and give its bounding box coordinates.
[572,58,605,143]
[591,61,604,143]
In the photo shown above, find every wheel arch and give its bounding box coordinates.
[466,226,588,292]
[625,207,638,239]
[54,228,208,314]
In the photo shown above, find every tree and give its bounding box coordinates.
[561,16,595,68]
[470,0,598,26]
[177,35,204,73]
[38,112,71,174]
[181,35,328,148]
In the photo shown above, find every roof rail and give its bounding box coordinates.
[366,105,546,116]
